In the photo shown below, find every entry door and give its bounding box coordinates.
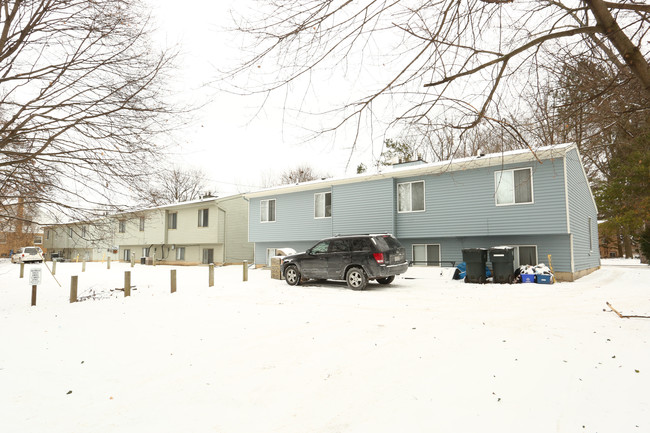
[412,244,440,266]
[123,249,130,261]
[202,248,214,264]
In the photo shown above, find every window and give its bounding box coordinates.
[330,239,350,252]
[198,209,209,227]
[588,217,593,251]
[123,249,130,261]
[69,227,74,237]
[168,212,177,229]
[81,226,87,237]
[397,181,425,212]
[314,192,332,218]
[118,220,126,233]
[495,168,533,205]
[310,241,330,254]
[46,230,50,240]
[139,217,145,231]
[516,246,538,268]
[175,247,185,261]
[261,199,276,222]
[33,235,43,245]
[412,244,440,266]
[143,247,150,257]
[202,248,214,264]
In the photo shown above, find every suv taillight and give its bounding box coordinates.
[373,253,385,264]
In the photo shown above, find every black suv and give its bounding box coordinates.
[281,234,408,290]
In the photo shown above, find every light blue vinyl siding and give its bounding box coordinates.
[566,148,600,272]
[249,188,332,242]
[400,235,572,272]
[331,178,395,235]
[396,157,568,238]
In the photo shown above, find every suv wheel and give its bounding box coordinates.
[346,267,368,290]
[284,265,301,286]
[376,276,395,285]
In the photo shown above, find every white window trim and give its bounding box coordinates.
[260,199,276,223]
[198,208,209,227]
[511,245,538,268]
[411,243,441,266]
[397,180,426,213]
[494,167,534,206]
[168,212,178,230]
[314,192,332,219]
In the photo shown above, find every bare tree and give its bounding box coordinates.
[136,166,212,207]
[279,164,326,184]
[0,0,182,225]
[223,0,650,153]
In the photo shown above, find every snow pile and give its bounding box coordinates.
[1,259,649,433]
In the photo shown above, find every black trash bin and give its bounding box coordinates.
[140,257,146,265]
[489,247,515,284]
[461,248,488,284]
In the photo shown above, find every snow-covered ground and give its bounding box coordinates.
[1,258,648,433]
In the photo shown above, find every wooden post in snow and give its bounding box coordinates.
[107,256,111,270]
[70,276,78,303]
[124,271,131,297]
[52,260,57,275]
[20,262,24,278]
[243,260,248,282]
[171,269,177,293]
[209,264,214,287]
[82,260,86,272]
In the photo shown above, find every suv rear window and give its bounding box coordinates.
[373,235,402,250]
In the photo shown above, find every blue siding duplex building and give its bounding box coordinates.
[245,143,600,281]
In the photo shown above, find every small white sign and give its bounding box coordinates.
[29,268,42,286]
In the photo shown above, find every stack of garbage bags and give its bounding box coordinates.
[516,263,553,283]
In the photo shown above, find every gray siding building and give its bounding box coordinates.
[246,143,599,281]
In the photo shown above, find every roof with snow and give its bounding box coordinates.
[244,143,576,198]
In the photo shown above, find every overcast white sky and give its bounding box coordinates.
[149,0,382,195]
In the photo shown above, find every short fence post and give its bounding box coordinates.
[124,271,131,297]
[31,284,37,306]
[243,260,248,282]
[70,276,78,303]
[82,260,86,272]
[107,256,111,269]
[131,255,135,268]
[209,264,214,287]
[52,260,57,275]
[20,262,25,278]
[153,253,156,267]
[171,269,177,293]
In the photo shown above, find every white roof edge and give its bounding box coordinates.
[244,143,575,198]
[43,193,246,226]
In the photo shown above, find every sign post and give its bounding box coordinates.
[29,268,42,306]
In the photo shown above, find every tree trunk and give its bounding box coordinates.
[585,0,650,94]
[617,229,624,257]
[623,228,633,258]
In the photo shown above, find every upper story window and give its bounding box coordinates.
[81,225,87,238]
[168,212,177,229]
[139,216,145,231]
[314,192,331,218]
[46,230,50,240]
[495,167,533,205]
[261,199,276,223]
[69,227,74,237]
[34,235,43,245]
[118,220,126,233]
[198,209,209,227]
[397,180,425,212]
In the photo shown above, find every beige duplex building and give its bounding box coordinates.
[43,194,253,265]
